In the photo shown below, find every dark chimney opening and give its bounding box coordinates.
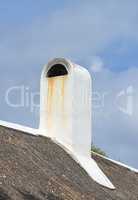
[47,64,68,78]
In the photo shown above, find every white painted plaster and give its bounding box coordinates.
[92,152,138,174]
[39,58,115,189]
[0,120,39,135]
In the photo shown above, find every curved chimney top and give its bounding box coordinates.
[44,58,73,78]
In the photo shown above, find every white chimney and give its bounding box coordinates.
[39,58,115,189]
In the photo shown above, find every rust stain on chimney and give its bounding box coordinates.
[47,77,54,130]
[47,78,54,114]
[46,75,67,130]
[61,75,67,112]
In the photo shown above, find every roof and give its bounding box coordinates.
[0,125,138,200]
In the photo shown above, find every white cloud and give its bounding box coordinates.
[92,66,138,168]
[0,0,138,69]
[90,56,104,72]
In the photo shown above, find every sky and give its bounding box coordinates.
[0,0,138,168]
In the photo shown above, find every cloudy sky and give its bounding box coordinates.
[0,0,138,168]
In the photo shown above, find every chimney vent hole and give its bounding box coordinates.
[47,64,68,78]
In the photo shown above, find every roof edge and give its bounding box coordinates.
[92,151,138,173]
[0,120,38,136]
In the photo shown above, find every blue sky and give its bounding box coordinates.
[0,0,138,168]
